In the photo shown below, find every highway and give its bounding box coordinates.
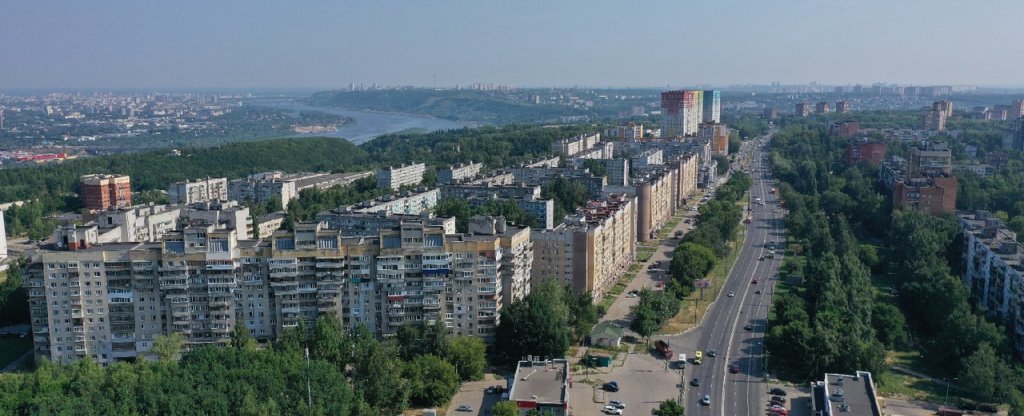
[675,133,785,416]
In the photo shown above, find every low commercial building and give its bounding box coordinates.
[508,359,570,416]
[376,163,426,190]
[168,177,228,204]
[438,162,483,184]
[810,372,881,416]
[959,210,1024,355]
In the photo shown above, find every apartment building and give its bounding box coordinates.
[509,167,607,198]
[795,102,811,117]
[612,123,644,141]
[531,194,636,298]
[829,121,860,138]
[438,162,484,184]
[630,148,663,170]
[603,159,630,187]
[815,102,831,114]
[81,174,132,211]
[699,123,729,156]
[891,176,958,215]
[168,177,228,204]
[227,175,298,209]
[922,109,947,131]
[702,90,721,123]
[27,216,533,365]
[661,90,704,137]
[835,101,851,113]
[550,133,601,157]
[287,171,373,191]
[316,210,456,236]
[845,138,887,166]
[377,163,426,190]
[95,204,183,244]
[349,188,439,216]
[907,141,952,177]
[958,210,1024,355]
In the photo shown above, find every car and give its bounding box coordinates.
[727,291,735,297]
[771,396,787,403]
[603,381,619,392]
[730,365,740,374]
[626,292,637,298]
[602,405,623,415]
[456,405,473,412]
[752,279,758,284]
[771,400,786,407]
[656,282,664,288]
[759,256,765,261]
[744,324,753,331]
[700,394,711,406]
[769,388,788,396]
[691,378,701,386]
[706,350,716,357]
[770,405,787,412]
[609,400,625,409]
[485,386,495,394]
[755,289,762,294]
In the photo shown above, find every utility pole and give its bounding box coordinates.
[305,347,313,409]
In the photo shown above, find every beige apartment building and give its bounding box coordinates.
[27,216,531,365]
[531,194,636,299]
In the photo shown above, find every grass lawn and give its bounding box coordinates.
[0,337,32,369]
[636,247,656,263]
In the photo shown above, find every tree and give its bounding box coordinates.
[353,340,409,412]
[565,289,600,343]
[403,354,459,407]
[230,318,257,351]
[960,342,1002,402]
[151,332,185,362]
[493,401,520,416]
[311,314,350,366]
[652,399,685,416]
[670,242,717,287]
[494,279,571,365]
[871,303,908,349]
[447,336,487,381]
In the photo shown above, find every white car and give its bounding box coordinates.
[728,291,735,297]
[603,405,623,414]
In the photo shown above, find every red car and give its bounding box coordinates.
[730,365,740,374]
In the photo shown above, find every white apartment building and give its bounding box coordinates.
[377,163,426,190]
[438,162,484,184]
[959,210,1024,355]
[168,177,228,204]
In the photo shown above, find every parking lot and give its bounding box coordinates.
[442,375,507,416]
[568,350,684,416]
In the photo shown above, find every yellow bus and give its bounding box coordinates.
[694,351,703,365]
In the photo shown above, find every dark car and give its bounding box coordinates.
[769,387,787,396]
[730,365,740,374]
[603,381,619,392]
[744,324,753,331]
[706,350,716,357]
[690,378,701,387]
[771,396,786,403]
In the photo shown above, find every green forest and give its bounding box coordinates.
[765,121,1024,413]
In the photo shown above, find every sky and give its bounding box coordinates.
[1,0,1021,89]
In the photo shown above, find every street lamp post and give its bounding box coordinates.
[943,377,957,408]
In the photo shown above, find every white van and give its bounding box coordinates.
[678,353,687,367]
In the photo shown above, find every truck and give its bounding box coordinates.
[678,353,687,368]
[654,340,674,359]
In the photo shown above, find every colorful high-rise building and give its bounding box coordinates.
[702,90,721,123]
[660,90,704,138]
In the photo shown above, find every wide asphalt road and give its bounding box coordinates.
[669,134,785,416]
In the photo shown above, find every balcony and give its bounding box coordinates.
[71,309,84,318]
[159,279,188,290]
[34,326,49,334]
[206,263,237,271]
[281,306,300,314]
[316,261,346,269]
[388,308,405,317]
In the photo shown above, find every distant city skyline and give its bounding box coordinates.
[1,1,1022,89]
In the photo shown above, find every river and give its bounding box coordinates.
[248,99,468,144]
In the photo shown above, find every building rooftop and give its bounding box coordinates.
[814,372,881,416]
[509,359,569,406]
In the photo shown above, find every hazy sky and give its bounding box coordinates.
[1,0,1021,89]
